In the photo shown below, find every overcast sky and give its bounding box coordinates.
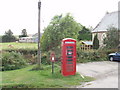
[0,0,119,35]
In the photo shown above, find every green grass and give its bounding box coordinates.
[0,42,37,50]
[1,65,94,88]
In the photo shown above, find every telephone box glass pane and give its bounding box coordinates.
[67,50,73,52]
[67,56,72,58]
[67,59,73,61]
[67,62,73,64]
[67,46,73,48]
[67,52,73,55]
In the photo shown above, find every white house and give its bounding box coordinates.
[92,11,120,47]
[19,33,42,43]
[19,37,38,43]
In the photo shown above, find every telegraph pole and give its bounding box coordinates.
[38,0,41,68]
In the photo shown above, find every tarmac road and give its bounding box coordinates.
[76,61,118,88]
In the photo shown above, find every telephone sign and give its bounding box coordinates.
[61,38,76,76]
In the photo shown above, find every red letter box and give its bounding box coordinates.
[50,52,55,62]
[61,38,76,76]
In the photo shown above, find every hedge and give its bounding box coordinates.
[77,49,117,63]
[3,48,38,55]
[1,51,28,71]
[2,46,118,65]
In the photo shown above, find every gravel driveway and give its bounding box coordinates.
[76,61,118,88]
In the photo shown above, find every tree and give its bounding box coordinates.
[2,29,16,42]
[19,29,28,38]
[77,26,92,40]
[93,34,99,49]
[104,27,119,49]
[41,13,82,52]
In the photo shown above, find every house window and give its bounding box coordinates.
[102,33,106,40]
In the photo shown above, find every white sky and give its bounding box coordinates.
[0,0,119,35]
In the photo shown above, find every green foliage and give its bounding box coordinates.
[3,48,52,65]
[1,42,38,64]
[77,26,92,40]
[77,50,106,63]
[2,65,94,88]
[4,48,38,55]
[77,49,117,63]
[1,52,27,71]
[2,29,16,42]
[104,27,119,49]
[93,34,99,49]
[1,43,41,64]
[41,47,61,65]
[41,13,82,52]
[19,29,28,38]
[3,49,38,64]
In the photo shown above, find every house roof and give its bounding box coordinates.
[19,37,35,39]
[81,41,93,45]
[32,33,43,37]
[92,11,119,33]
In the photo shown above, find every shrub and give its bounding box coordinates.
[2,48,38,64]
[93,34,99,49]
[4,48,38,55]
[77,49,117,63]
[3,48,54,65]
[103,27,119,49]
[1,52,27,71]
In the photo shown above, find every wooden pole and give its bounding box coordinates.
[38,0,41,68]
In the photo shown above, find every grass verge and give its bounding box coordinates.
[0,42,37,50]
[1,64,94,88]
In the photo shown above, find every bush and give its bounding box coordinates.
[2,48,38,64]
[93,34,99,49]
[1,52,27,71]
[77,49,117,63]
[3,48,54,65]
[4,48,38,55]
[103,27,119,49]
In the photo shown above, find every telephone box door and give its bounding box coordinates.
[61,38,76,76]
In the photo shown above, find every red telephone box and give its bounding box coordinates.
[61,38,76,76]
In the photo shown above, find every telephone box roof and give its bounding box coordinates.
[62,38,76,41]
